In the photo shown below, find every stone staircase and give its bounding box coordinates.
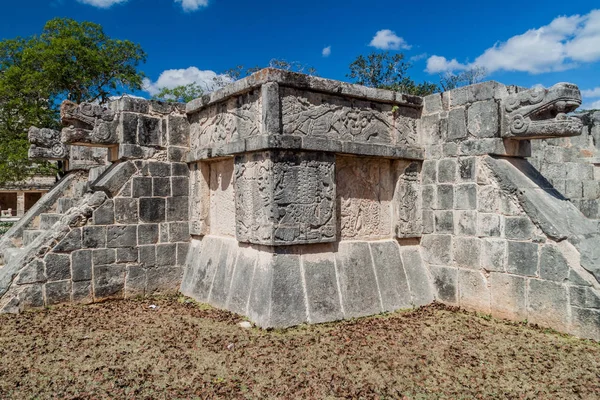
[0,171,92,267]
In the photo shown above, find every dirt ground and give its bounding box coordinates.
[0,297,598,399]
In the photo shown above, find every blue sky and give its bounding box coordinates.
[2,0,600,107]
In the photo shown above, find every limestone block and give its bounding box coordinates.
[146,266,182,295]
[132,177,152,198]
[571,307,600,341]
[467,100,498,138]
[153,177,171,197]
[422,93,443,115]
[71,250,92,281]
[434,210,454,234]
[506,241,539,276]
[45,280,71,305]
[458,269,491,313]
[570,286,600,309]
[138,224,159,245]
[18,284,44,308]
[93,200,115,225]
[477,213,501,237]
[93,265,125,300]
[114,198,138,224]
[189,162,210,236]
[504,217,534,240]
[139,198,166,223]
[281,86,419,147]
[489,273,527,320]
[527,279,569,331]
[394,162,423,238]
[171,177,189,197]
[236,151,335,245]
[447,108,467,140]
[370,241,412,311]
[209,159,236,237]
[106,225,137,248]
[16,260,46,285]
[458,157,477,182]
[156,244,177,266]
[207,237,239,308]
[456,210,477,236]
[82,226,107,248]
[167,197,189,222]
[422,160,437,184]
[226,244,258,315]
[139,245,156,267]
[399,246,434,306]
[539,244,570,282]
[176,243,190,265]
[336,241,382,318]
[302,247,343,323]
[168,115,190,147]
[422,185,436,210]
[481,238,506,272]
[54,229,82,253]
[437,158,457,183]
[93,248,116,266]
[454,184,477,210]
[430,265,458,304]
[436,185,454,210]
[269,253,307,327]
[422,234,452,265]
[116,248,138,263]
[453,237,481,269]
[124,265,145,298]
[92,161,137,197]
[72,281,93,304]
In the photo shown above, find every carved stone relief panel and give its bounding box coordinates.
[235,151,336,245]
[189,91,262,152]
[189,162,210,236]
[337,156,422,240]
[209,158,236,237]
[281,87,419,147]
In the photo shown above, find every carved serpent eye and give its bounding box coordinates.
[510,114,529,134]
[527,88,545,104]
[51,143,67,158]
[505,96,521,112]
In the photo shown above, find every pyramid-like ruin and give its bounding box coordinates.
[0,69,598,340]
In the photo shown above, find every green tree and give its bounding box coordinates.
[0,18,146,184]
[439,66,488,91]
[152,82,204,103]
[347,51,439,96]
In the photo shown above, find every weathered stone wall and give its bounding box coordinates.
[529,111,600,221]
[419,83,600,340]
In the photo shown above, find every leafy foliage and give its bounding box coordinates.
[152,82,204,103]
[439,66,488,91]
[347,51,439,96]
[0,18,147,185]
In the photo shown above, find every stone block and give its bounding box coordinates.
[447,108,467,140]
[82,226,107,248]
[206,238,238,308]
[528,279,569,331]
[453,237,481,269]
[92,161,137,197]
[71,250,92,282]
[169,222,189,242]
[434,210,454,234]
[571,307,600,341]
[139,245,156,268]
[481,238,506,272]
[54,228,82,253]
[138,115,161,147]
[159,223,169,242]
[172,163,189,177]
[489,273,527,320]
[456,210,477,236]
[370,241,412,312]
[18,284,44,308]
[171,177,189,197]
[336,242,382,318]
[437,158,457,183]
[153,177,171,197]
[146,266,182,295]
[459,269,491,313]
[504,217,534,240]
[176,242,190,265]
[139,198,166,223]
[93,264,125,300]
[458,157,476,182]
[422,160,437,184]
[168,115,189,146]
[113,97,149,113]
[93,248,116,266]
[421,234,452,265]
[114,198,139,224]
[477,213,501,237]
[570,286,600,309]
[430,265,458,304]
[148,162,171,177]
[422,185,436,210]
[454,184,477,210]
[44,253,71,281]
[467,100,498,138]
[138,224,159,245]
[226,244,257,315]
[119,112,139,144]
[132,177,152,197]
[72,281,93,304]
[539,244,569,282]
[423,93,443,114]
[301,249,343,324]
[156,243,177,267]
[45,280,71,305]
[400,246,434,306]
[422,210,434,234]
[477,186,501,213]
[93,200,115,225]
[117,247,138,263]
[506,241,539,276]
[107,225,137,248]
[442,142,459,157]
[125,265,146,298]
[269,253,307,327]
[436,185,454,210]
[167,196,189,222]
[16,259,46,285]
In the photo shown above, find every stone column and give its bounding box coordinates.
[16,191,25,217]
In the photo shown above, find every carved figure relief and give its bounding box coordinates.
[189,162,210,236]
[235,151,336,245]
[281,87,418,146]
[190,92,261,152]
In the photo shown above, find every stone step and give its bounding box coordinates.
[39,213,62,230]
[56,198,74,214]
[3,248,24,266]
[22,230,44,247]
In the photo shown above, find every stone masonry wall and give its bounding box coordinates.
[419,83,600,340]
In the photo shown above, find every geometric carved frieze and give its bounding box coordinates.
[235,150,336,245]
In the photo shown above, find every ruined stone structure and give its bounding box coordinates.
[0,69,598,341]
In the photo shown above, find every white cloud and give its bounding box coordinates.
[582,99,600,110]
[322,46,331,57]
[410,53,428,62]
[426,10,600,75]
[143,67,231,96]
[76,0,128,7]
[369,29,411,50]
[425,56,467,74]
[174,0,209,12]
[582,87,600,98]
